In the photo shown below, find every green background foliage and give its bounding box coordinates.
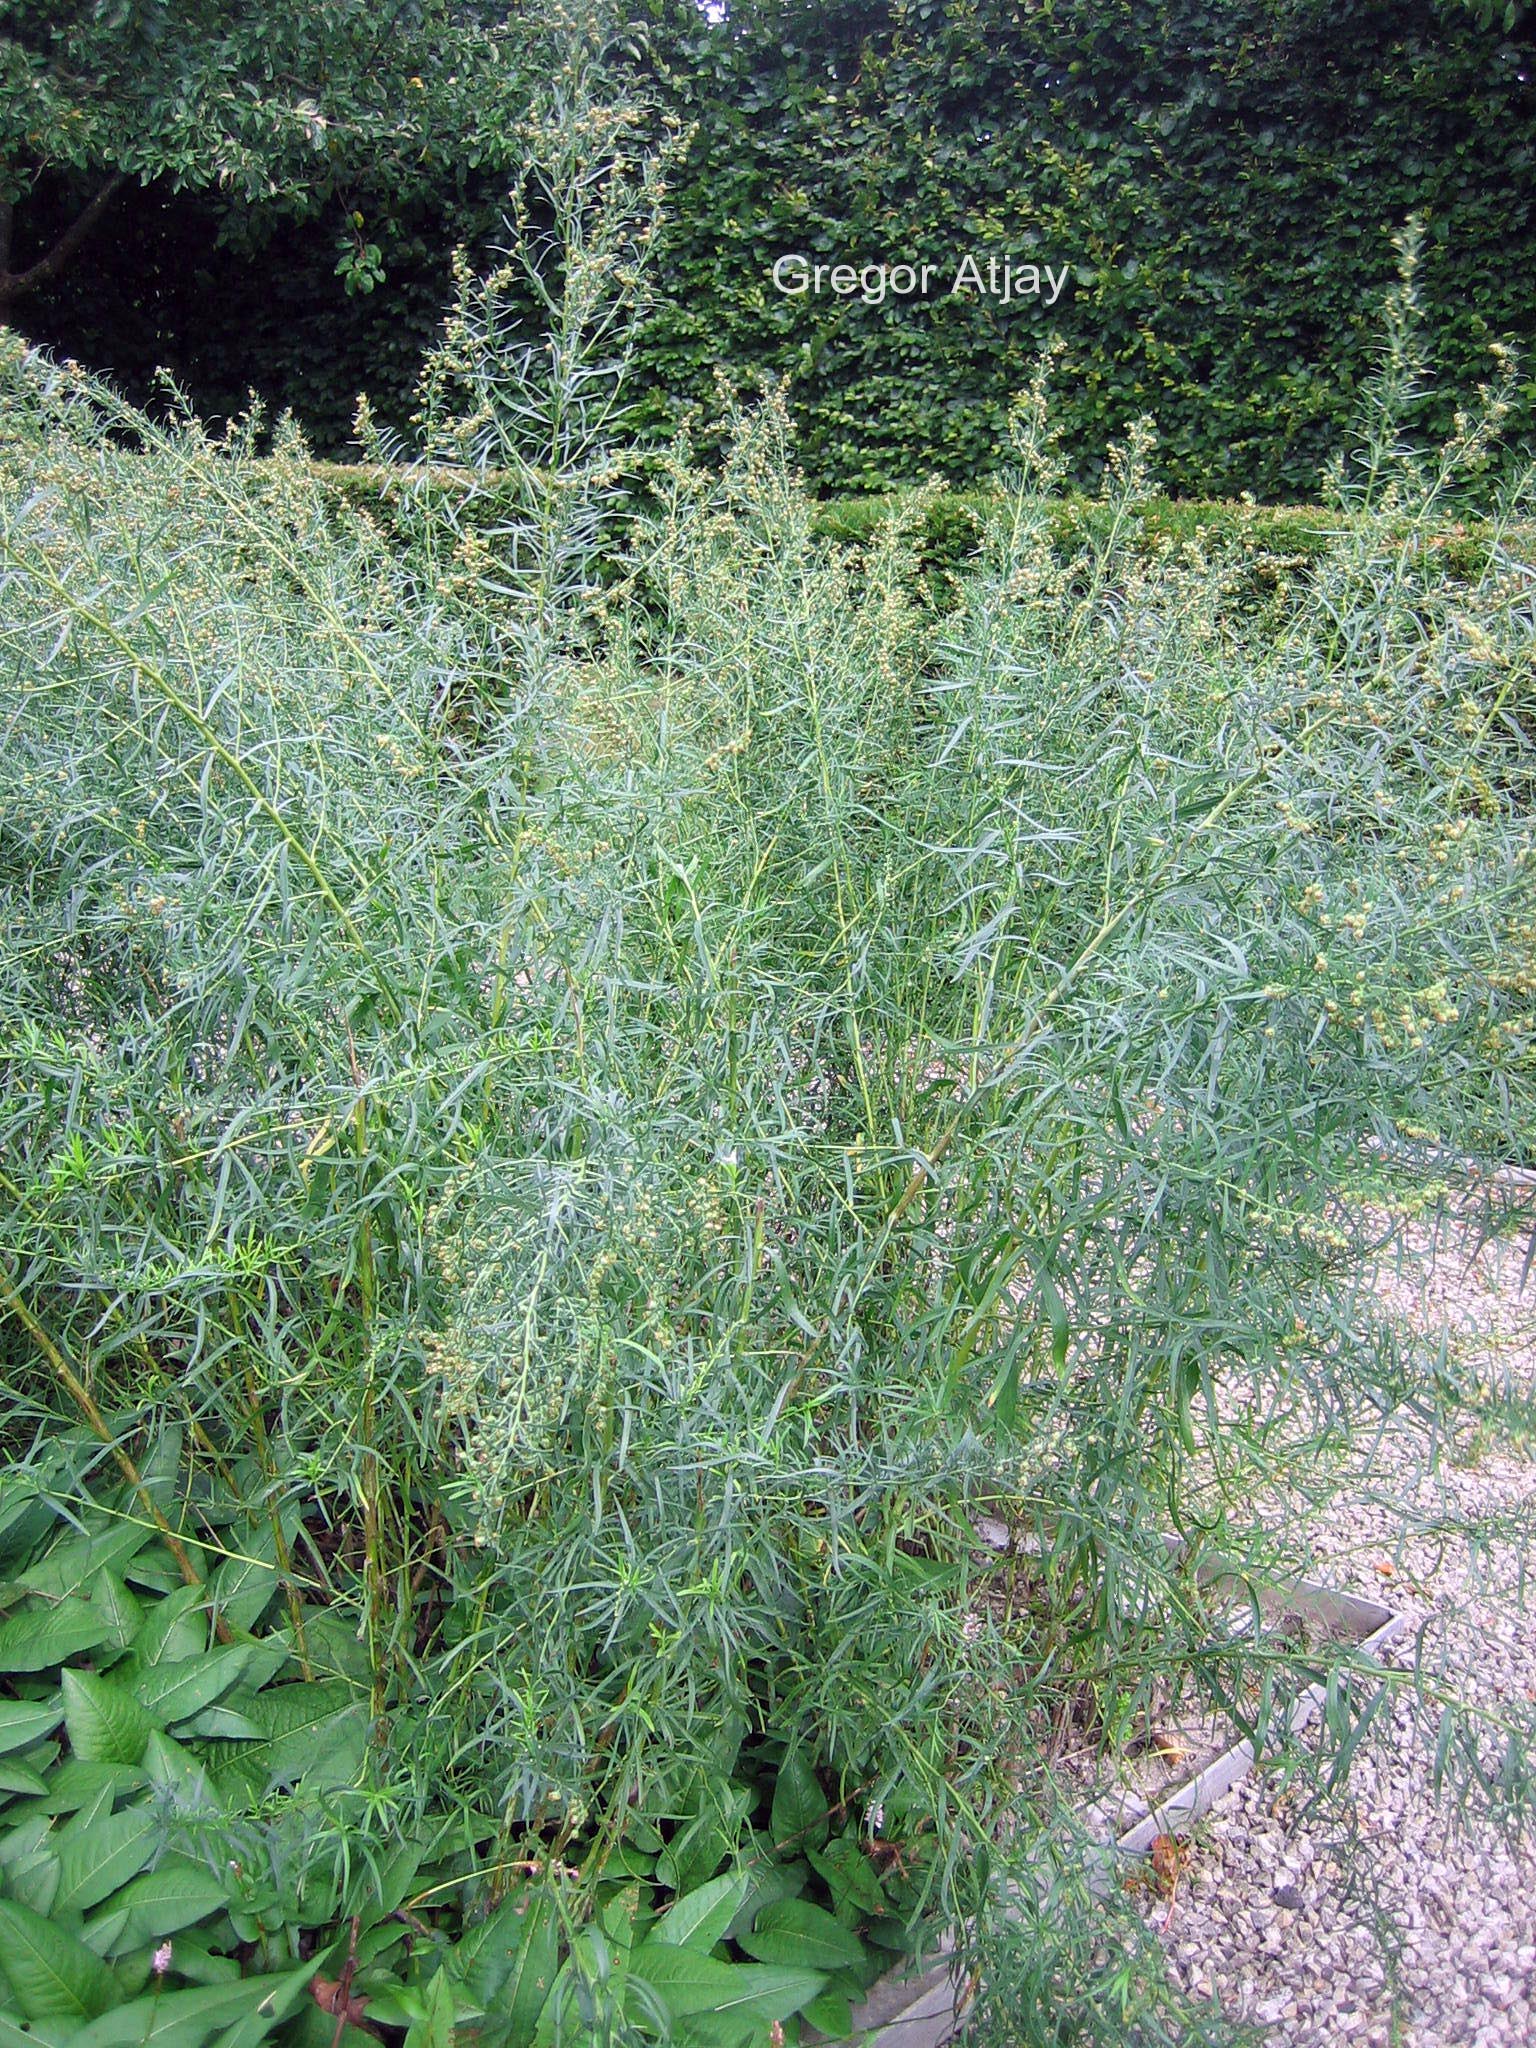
[628,0,1536,496]
[15,0,1536,498]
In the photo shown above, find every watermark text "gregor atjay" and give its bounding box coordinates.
[770,252,1071,308]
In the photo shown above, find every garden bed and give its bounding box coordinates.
[833,1540,1404,2048]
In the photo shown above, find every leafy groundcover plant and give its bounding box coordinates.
[0,233,1532,2048]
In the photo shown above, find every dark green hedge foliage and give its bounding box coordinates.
[18,0,1536,498]
[629,0,1536,497]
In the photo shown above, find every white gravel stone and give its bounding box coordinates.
[1128,1192,1536,2046]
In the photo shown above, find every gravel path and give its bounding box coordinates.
[1139,1196,1536,2046]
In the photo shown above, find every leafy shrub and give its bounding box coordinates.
[0,1451,925,2048]
[0,1439,390,2047]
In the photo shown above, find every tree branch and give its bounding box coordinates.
[0,173,126,310]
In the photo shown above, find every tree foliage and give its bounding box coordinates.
[0,0,542,308]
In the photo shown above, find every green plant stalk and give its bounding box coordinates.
[0,1259,231,1633]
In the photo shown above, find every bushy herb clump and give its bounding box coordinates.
[0,234,1531,2044]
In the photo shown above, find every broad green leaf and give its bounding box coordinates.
[359,1838,422,1920]
[802,1987,854,2038]
[0,1442,84,1512]
[215,1642,290,1698]
[402,1968,456,2048]
[150,1936,239,1988]
[529,1930,631,2048]
[805,1839,889,1923]
[0,1760,47,1798]
[62,1668,156,1765]
[464,1889,557,2042]
[76,1905,131,1960]
[177,1706,264,1740]
[5,1849,60,1920]
[205,1530,279,1635]
[0,1598,111,1673]
[628,1947,824,2027]
[135,1429,185,1510]
[275,1607,370,1685]
[130,1584,210,1667]
[132,1647,255,1726]
[53,1803,160,1914]
[769,1746,828,1856]
[90,1571,145,1651]
[263,1702,366,1790]
[219,1679,352,1747]
[88,1853,228,1955]
[501,1898,559,2048]
[206,1954,335,2048]
[61,1989,236,2048]
[655,1782,753,1896]
[0,2009,71,2048]
[651,1871,751,1953]
[0,1811,51,1869]
[0,1700,61,1756]
[346,1987,417,2029]
[16,1520,151,1600]
[738,1899,867,1972]
[599,1882,645,1955]
[725,1851,807,1942]
[70,1961,316,2048]
[122,1549,191,1597]
[38,1758,148,1815]
[0,1900,115,2022]
[143,1731,224,1819]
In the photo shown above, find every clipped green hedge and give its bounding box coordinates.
[630,0,1535,498]
[812,488,1350,563]
[311,458,1529,595]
